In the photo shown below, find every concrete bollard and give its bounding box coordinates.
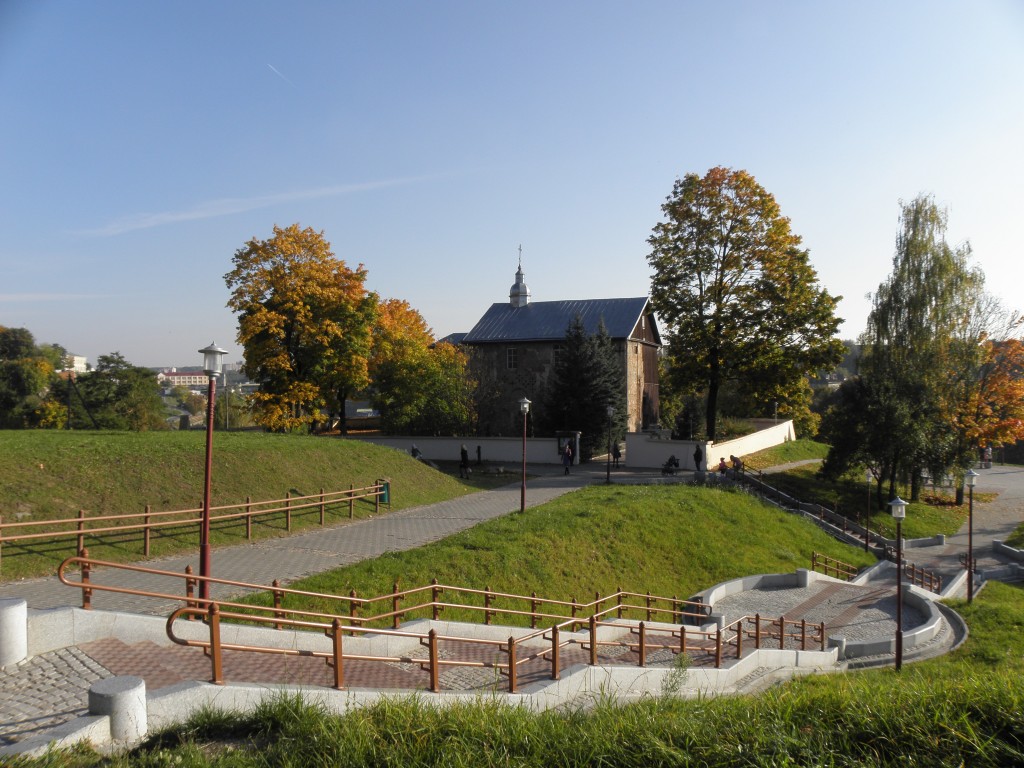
[828,635,847,660]
[796,568,811,588]
[0,597,28,668]
[89,676,147,743]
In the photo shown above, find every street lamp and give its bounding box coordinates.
[865,469,872,553]
[518,397,531,514]
[889,495,908,671]
[965,468,979,603]
[198,342,228,601]
[605,405,615,483]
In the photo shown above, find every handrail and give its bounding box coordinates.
[810,552,860,581]
[0,482,390,570]
[66,554,830,693]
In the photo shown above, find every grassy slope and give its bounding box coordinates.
[742,440,967,540]
[0,431,477,580]
[739,437,829,470]
[255,483,877,622]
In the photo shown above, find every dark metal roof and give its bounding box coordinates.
[433,332,467,347]
[463,297,657,344]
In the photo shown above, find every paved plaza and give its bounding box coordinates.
[1,461,1022,751]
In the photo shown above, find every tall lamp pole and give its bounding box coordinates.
[519,397,531,514]
[198,342,228,602]
[865,469,872,552]
[889,496,908,671]
[965,468,979,603]
[605,405,614,483]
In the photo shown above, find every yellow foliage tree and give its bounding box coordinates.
[369,299,474,434]
[224,224,377,432]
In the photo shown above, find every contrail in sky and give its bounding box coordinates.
[267,64,294,86]
[79,176,445,236]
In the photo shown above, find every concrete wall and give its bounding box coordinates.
[624,419,796,469]
[353,418,796,471]
[344,435,573,466]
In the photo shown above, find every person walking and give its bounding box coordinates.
[693,444,703,472]
[459,444,470,478]
[562,443,573,475]
[612,442,621,468]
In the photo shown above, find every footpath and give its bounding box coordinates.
[1,461,1021,753]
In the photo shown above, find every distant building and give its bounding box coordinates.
[459,264,661,435]
[157,369,210,388]
[64,354,88,373]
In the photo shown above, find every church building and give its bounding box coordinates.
[459,264,661,435]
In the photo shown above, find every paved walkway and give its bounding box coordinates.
[1,461,1022,749]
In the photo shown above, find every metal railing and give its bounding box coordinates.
[58,554,827,693]
[903,561,942,593]
[810,552,860,581]
[0,481,390,572]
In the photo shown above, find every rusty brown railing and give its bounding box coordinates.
[0,481,390,571]
[810,552,860,581]
[903,561,942,593]
[60,554,829,693]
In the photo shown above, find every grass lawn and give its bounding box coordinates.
[0,431,485,581]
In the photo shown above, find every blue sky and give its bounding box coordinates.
[2,1,1022,368]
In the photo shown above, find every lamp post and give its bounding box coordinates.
[605,405,614,483]
[865,469,872,553]
[889,495,908,671]
[965,468,979,603]
[519,397,530,514]
[198,342,228,601]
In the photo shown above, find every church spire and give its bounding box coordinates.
[509,245,531,308]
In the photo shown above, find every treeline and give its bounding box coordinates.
[0,329,165,430]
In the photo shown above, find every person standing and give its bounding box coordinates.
[562,442,573,475]
[459,444,470,478]
[612,442,621,468]
[693,444,703,472]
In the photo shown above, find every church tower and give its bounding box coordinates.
[509,249,531,308]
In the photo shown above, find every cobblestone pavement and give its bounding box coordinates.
[1,462,1021,747]
[0,648,111,747]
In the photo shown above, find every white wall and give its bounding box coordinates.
[624,420,796,469]
[345,435,572,465]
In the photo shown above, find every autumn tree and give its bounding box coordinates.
[224,224,377,432]
[367,299,474,435]
[647,167,844,441]
[542,315,626,460]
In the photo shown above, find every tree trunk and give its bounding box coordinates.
[706,348,721,442]
[910,469,922,502]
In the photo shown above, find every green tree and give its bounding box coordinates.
[224,224,378,432]
[859,196,980,501]
[820,196,1024,505]
[72,353,168,431]
[543,315,626,460]
[647,167,844,441]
